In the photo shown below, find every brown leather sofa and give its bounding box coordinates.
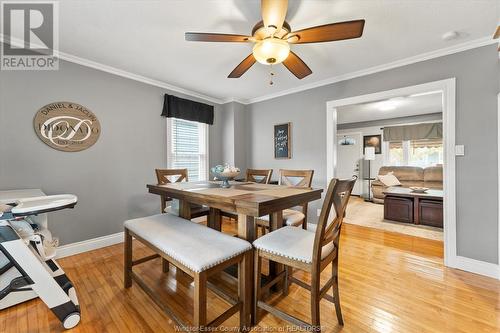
[371,166,443,204]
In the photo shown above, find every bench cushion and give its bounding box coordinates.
[253,226,334,264]
[124,214,252,273]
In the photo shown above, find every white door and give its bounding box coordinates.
[336,133,362,195]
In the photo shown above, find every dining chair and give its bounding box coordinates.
[220,168,274,225]
[252,176,357,331]
[155,168,209,219]
[245,169,273,184]
[155,168,210,272]
[256,169,314,233]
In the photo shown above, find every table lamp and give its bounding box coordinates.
[364,147,376,202]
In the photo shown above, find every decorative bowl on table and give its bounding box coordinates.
[409,186,429,193]
[211,165,240,188]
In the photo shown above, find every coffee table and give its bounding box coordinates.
[383,187,443,228]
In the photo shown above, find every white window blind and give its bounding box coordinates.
[167,118,208,181]
[385,138,443,168]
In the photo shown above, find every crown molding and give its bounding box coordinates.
[220,97,249,105]
[58,51,226,105]
[0,34,225,105]
[244,36,498,105]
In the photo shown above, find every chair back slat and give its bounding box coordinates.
[278,169,314,188]
[246,169,273,184]
[312,177,357,266]
[155,168,188,185]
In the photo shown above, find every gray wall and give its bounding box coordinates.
[233,102,248,172]
[216,101,248,172]
[246,44,500,264]
[0,59,224,245]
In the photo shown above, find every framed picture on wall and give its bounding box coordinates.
[363,134,382,154]
[274,123,291,159]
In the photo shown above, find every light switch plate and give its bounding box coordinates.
[317,209,321,217]
[455,145,465,156]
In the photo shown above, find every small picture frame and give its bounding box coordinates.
[274,123,291,159]
[363,134,382,154]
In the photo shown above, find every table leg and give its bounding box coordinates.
[269,211,284,292]
[208,207,221,231]
[179,199,191,219]
[237,214,256,242]
[237,214,256,325]
[269,211,284,232]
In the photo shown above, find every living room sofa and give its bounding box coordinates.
[371,166,443,204]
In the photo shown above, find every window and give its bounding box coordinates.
[386,139,443,167]
[408,139,443,167]
[388,141,404,166]
[167,118,208,181]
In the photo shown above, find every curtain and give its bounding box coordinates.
[161,94,214,125]
[383,123,442,142]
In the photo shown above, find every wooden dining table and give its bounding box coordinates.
[146,180,323,324]
[147,181,323,242]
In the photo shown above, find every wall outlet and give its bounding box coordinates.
[317,209,321,217]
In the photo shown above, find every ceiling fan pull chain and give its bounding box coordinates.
[269,64,275,85]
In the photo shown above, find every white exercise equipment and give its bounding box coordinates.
[0,189,81,329]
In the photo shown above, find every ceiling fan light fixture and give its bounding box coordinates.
[252,37,290,65]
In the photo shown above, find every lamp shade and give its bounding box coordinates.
[364,147,376,160]
[252,38,290,65]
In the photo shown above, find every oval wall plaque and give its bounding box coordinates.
[33,102,101,152]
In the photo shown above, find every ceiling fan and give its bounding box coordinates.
[185,0,365,80]
[494,25,500,51]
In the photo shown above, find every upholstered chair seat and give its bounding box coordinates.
[257,209,306,227]
[253,226,335,263]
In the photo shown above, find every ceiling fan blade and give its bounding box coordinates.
[495,26,500,52]
[185,32,251,42]
[282,51,312,79]
[288,19,365,44]
[228,54,256,78]
[261,0,288,34]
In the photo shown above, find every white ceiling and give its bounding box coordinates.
[55,0,499,102]
[337,92,442,124]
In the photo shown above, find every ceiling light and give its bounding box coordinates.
[377,100,398,111]
[442,31,459,41]
[253,37,290,65]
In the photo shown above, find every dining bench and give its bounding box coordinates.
[124,214,253,331]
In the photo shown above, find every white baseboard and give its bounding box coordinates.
[56,232,124,259]
[450,255,500,280]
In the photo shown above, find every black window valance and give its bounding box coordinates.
[161,94,214,125]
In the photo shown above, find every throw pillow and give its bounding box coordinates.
[378,172,401,187]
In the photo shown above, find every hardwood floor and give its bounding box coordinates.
[2,220,500,333]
